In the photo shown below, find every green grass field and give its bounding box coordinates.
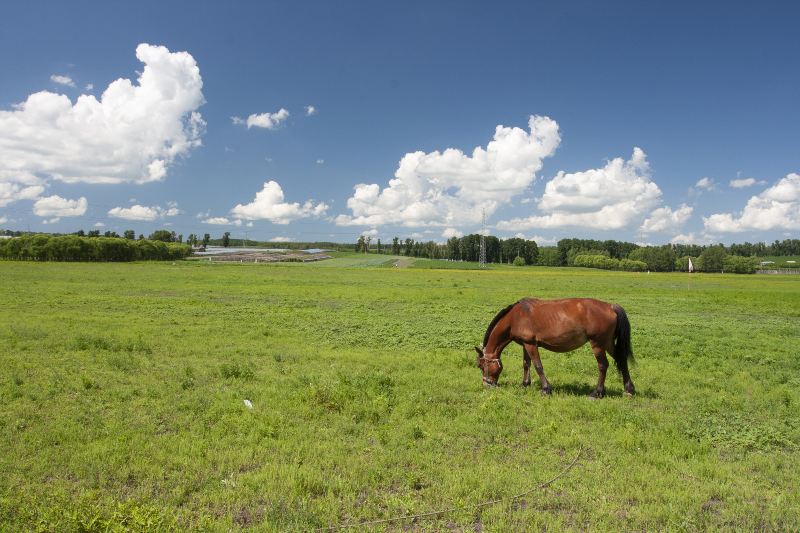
[2,258,799,531]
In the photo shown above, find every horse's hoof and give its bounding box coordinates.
[522,381,531,388]
[624,391,635,398]
[541,387,552,396]
[589,391,604,400]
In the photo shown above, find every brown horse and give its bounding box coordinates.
[474,298,635,398]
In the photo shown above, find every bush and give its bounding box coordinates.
[723,255,758,274]
[512,256,526,266]
[0,235,191,262]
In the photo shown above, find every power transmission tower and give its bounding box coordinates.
[479,208,487,268]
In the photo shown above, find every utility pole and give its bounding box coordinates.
[479,208,487,268]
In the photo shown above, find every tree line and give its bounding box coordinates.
[0,234,191,261]
[356,234,541,265]
[363,235,800,273]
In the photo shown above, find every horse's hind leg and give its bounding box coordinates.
[589,341,608,399]
[524,343,551,395]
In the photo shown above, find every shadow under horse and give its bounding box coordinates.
[474,298,635,398]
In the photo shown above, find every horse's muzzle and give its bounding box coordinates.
[482,376,497,387]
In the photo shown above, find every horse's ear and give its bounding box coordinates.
[474,346,484,356]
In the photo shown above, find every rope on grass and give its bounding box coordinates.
[314,445,583,531]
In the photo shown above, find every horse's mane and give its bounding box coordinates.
[482,302,517,347]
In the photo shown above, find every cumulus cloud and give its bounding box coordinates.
[50,74,76,87]
[107,202,182,221]
[703,173,800,232]
[361,228,379,238]
[497,147,661,231]
[442,227,463,239]
[640,203,693,233]
[85,83,94,91]
[670,232,714,245]
[202,217,242,226]
[233,108,289,129]
[33,195,87,217]
[336,115,560,227]
[230,180,328,224]
[270,236,294,242]
[305,105,316,116]
[0,215,7,224]
[689,177,716,195]
[94,222,105,227]
[0,183,45,207]
[0,44,204,194]
[316,159,324,164]
[729,177,765,188]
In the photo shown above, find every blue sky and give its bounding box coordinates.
[1,1,798,245]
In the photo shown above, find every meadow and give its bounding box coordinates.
[1,256,799,531]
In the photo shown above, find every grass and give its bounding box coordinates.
[1,257,799,531]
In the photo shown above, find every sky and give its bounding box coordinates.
[1,1,798,246]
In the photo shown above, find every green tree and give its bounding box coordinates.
[391,237,400,255]
[123,229,135,240]
[202,233,210,247]
[698,245,727,273]
[222,232,231,247]
[149,230,174,242]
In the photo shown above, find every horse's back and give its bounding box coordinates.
[517,297,617,349]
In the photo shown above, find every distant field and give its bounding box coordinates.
[1,258,799,531]
[758,255,800,268]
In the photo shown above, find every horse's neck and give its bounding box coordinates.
[486,316,512,355]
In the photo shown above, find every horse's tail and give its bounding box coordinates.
[611,304,635,370]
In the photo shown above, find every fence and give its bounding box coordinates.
[755,268,800,275]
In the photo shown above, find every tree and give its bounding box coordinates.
[391,237,400,255]
[698,245,727,272]
[202,233,210,247]
[123,229,135,240]
[377,239,382,253]
[355,235,365,252]
[149,230,174,242]
[222,232,231,247]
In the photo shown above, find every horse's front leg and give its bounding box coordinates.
[522,347,531,387]
[589,341,608,399]
[524,343,551,395]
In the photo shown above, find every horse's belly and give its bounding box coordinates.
[537,333,588,352]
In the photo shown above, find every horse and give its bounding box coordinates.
[474,298,635,398]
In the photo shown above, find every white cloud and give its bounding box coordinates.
[316,159,325,164]
[42,217,60,224]
[497,147,661,231]
[0,183,45,207]
[670,232,713,245]
[230,180,328,224]
[690,177,716,194]
[704,173,800,232]
[729,177,765,188]
[442,227,463,239]
[234,108,289,129]
[0,44,204,194]
[85,83,94,91]
[0,215,8,224]
[202,217,242,226]
[270,236,294,242]
[361,228,379,238]
[336,115,560,227]
[94,222,105,227]
[50,75,76,87]
[640,203,693,233]
[107,202,182,221]
[305,105,317,116]
[33,195,87,217]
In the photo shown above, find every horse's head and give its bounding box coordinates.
[474,346,502,387]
